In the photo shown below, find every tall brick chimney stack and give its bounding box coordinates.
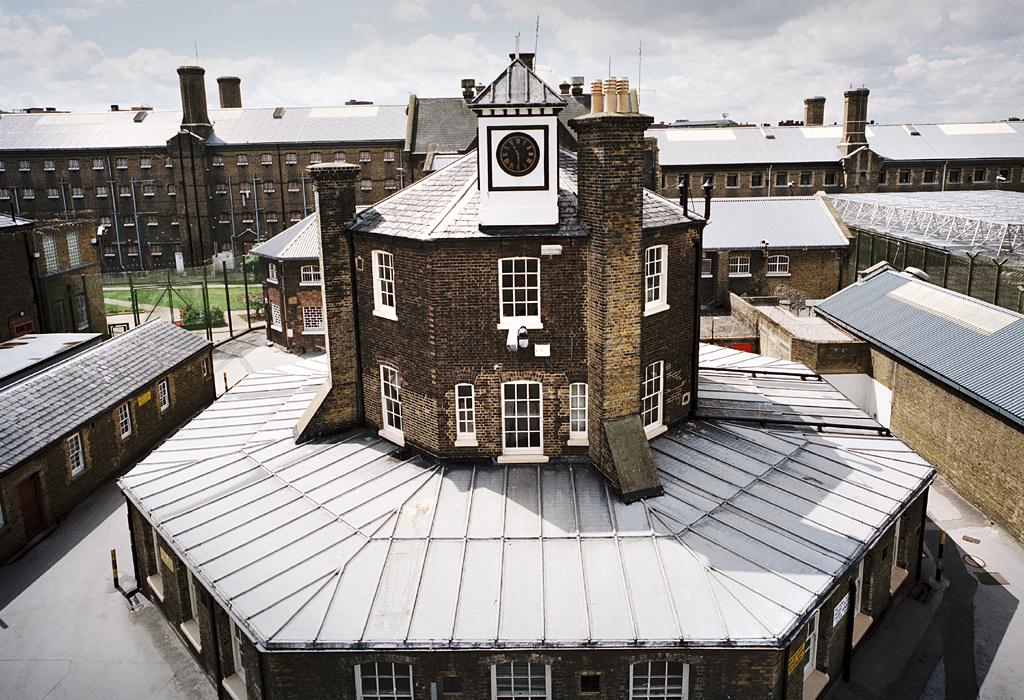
[217,76,242,108]
[840,87,870,155]
[804,96,825,126]
[294,162,364,442]
[570,78,662,503]
[177,66,211,131]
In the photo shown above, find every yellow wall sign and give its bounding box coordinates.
[159,547,175,572]
[787,641,806,674]
[138,390,152,406]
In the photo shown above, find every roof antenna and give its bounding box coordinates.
[608,57,612,78]
[194,42,199,64]
[534,14,540,58]
[638,40,642,93]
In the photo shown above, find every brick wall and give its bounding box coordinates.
[0,223,39,341]
[705,247,846,305]
[658,166,845,199]
[260,258,324,353]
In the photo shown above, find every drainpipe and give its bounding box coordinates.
[842,576,857,682]
[347,228,365,421]
[941,161,948,192]
[914,489,929,582]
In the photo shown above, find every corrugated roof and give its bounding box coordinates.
[0,105,407,151]
[816,269,1024,428]
[351,149,696,241]
[471,58,566,109]
[702,196,850,251]
[119,346,933,651]
[864,122,1024,161]
[649,125,844,167]
[0,320,210,472]
[250,214,319,260]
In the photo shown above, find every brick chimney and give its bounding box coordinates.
[804,96,825,126]
[840,87,869,154]
[217,76,242,108]
[177,66,211,130]
[569,78,662,503]
[294,162,364,442]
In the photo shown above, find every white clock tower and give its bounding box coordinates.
[470,54,566,227]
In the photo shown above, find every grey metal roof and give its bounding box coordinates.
[471,58,566,109]
[250,214,319,261]
[0,105,407,152]
[0,212,33,230]
[703,196,850,251]
[0,320,210,473]
[351,149,696,241]
[815,269,1024,429]
[0,332,102,388]
[119,346,932,651]
[864,122,1024,161]
[649,125,844,167]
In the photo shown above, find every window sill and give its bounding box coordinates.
[497,453,549,464]
[180,619,202,652]
[373,307,398,321]
[852,612,873,647]
[803,669,829,700]
[645,423,668,440]
[147,574,165,601]
[496,319,543,331]
[299,281,321,287]
[301,329,325,336]
[765,272,791,277]
[378,428,405,447]
[266,279,278,285]
[269,324,283,332]
[643,302,670,317]
[222,674,247,700]
[454,437,479,448]
[700,274,713,279]
[567,436,589,447]
[890,566,909,595]
[728,273,752,278]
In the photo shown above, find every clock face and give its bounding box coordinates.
[496,132,540,177]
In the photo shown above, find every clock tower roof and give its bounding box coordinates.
[470,56,566,111]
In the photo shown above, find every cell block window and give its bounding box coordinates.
[725,173,738,188]
[302,306,324,332]
[775,171,788,187]
[67,231,81,267]
[43,159,55,171]
[973,168,987,182]
[72,187,84,199]
[142,183,155,197]
[629,661,690,699]
[383,150,395,162]
[948,169,961,183]
[300,264,321,284]
[263,180,275,193]
[355,662,413,700]
[498,257,541,325]
[455,383,476,441]
[825,171,838,186]
[379,365,403,435]
[212,154,224,167]
[92,158,104,170]
[285,152,298,165]
[361,179,373,191]
[288,180,300,192]
[19,160,30,171]
[385,178,397,191]
[372,250,397,318]
[898,170,911,184]
[641,361,664,430]
[493,662,550,700]
[261,153,273,165]
[309,152,322,164]
[728,255,750,276]
[47,187,60,199]
[569,382,588,439]
[116,157,128,170]
[22,187,35,199]
[237,154,249,167]
[766,254,790,275]
[502,381,543,453]
[644,245,668,311]
[140,157,152,169]
[334,152,346,162]
[360,150,371,163]
[923,169,936,184]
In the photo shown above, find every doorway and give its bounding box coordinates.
[18,473,46,541]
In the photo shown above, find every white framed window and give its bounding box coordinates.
[67,432,85,476]
[728,255,751,277]
[455,383,476,446]
[371,250,397,320]
[43,159,55,172]
[300,264,321,284]
[629,661,690,699]
[42,234,58,271]
[157,378,170,411]
[642,361,664,435]
[92,158,104,170]
[269,302,282,330]
[644,245,669,315]
[498,257,541,329]
[492,662,551,700]
[725,173,738,188]
[501,381,544,458]
[701,257,713,278]
[74,294,88,330]
[302,306,324,334]
[379,365,404,444]
[892,517,902,570]
[229,618,246,683]
[766,254,790,276]
[202,358,209,377]
[569,382,588,445]
[268,262,278,283]
[140,157,152,169]
[118,402,132,438]
[355,662,413,700]
[180,568,202,651]
[803,608,820,680]
[855,559,865,614]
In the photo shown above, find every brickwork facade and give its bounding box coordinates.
[260,257,325,353]
[701,247,847,305]
[0,219,39,340]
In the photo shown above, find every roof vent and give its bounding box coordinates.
[759,126,776,140]
[904,266,930,281]
[903,124,921,136]
[273,107,286,119]
[133,111,148,123]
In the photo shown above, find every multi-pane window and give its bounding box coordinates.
[261,153,272,166]
[379,365,403,438]
[360,151,371,163]
[372,250,396,319]
[42,234,58,271]
[361,179,373,191]
[0,189,8,200]
[493,662,550,700]
[383,150,395,162]
[455,383,476,443]
[288,180,300,192]
[67,232,81,267]
[167,184,176,196]
[116,157,128,170]
[641,361,664,431]
[300,264,321,284]
[215,183,228,195]
[239,183,252,197]
[270,302,283,329]
[0,160,6,172]
[43,159,55,171]
[799,171,812,186]
[923,169,936,184]
[498,257,541,326]
[229,619,246,682]
[309,152,322,164]
[356,662,413,700]
[158,378,170,411]
[803,610,820,680]
[143,183,155,197]
[263,180,275,193]
[52,299,68,331]
[72,187,84,199]
[502,381,543,454]
[118,402,132,439]
[629,661,689,699]
[290,210,302,222]
[750,172,764,188]
[92,158,104,170]
[766,254,790,275]
[47,187,60,199]
[569,383,588,441]
[218,212,230,224]
[302,306,324,333]
[333,151,346,162]
[237,154,249,167]
[140,157,152,169]
[701,257,713,278]
[67,432,85,476]
[96,185,109,198]
[285,152,297,165]
[212,154,224,167]
[644,245,668,313]
[727,255,750,276]
[385,178,397,191]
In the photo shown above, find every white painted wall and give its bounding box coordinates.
[825,373,893,428]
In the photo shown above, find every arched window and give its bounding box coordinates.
[727,255,750,277]
[766,254,790,276]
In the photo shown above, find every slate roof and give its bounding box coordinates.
[350,149,697,240]
[410,98,478,155]
[250,214,319,261]
[471,58,566,109]
[119,345,933,651]
[703,196,850,251]
[815,269,1024,429]
[0,105,407,151]
[0,321,210,473]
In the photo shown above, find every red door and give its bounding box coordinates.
[18,473,45,541]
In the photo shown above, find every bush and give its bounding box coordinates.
[180,305,226,329]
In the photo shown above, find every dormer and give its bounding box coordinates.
[470,54,566,227]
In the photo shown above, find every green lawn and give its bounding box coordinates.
[104,286,257,312]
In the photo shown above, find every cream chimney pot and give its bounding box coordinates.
[591,80,604,113]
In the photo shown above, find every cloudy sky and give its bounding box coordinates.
[2,0,1022,125]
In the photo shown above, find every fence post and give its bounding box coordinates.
[965,252,980,298]
[993,258,1007,307]
[128,271,140,326]
[166,270,174,324]
[242,258,252,329]
[201,264,213,342]
[942,252,950,288]
[222,261,234,338]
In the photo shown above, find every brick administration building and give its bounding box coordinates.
[120,57,934,700]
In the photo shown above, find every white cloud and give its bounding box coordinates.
[51,0,128,22]
[389,0,430,22]
[468,3,489,22]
